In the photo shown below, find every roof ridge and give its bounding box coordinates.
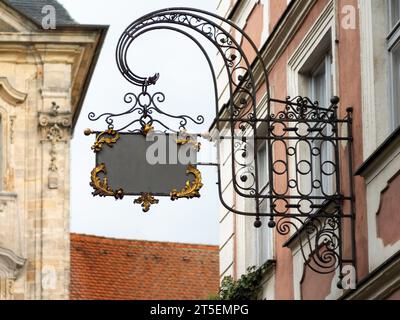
[70,232,219,249]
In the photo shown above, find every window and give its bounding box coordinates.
[310,55,331,106]
[255,141,274,265]
[256,200,274,266]
[390,43,400,126]
[257,141,268,191]
[389,0,400,30]
[389,0,400,128]
[309,54,335,199]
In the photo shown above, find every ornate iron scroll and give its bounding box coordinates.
[87,90,204,134]
[85,7,356,283]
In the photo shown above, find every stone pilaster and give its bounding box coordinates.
[37,101,72,300]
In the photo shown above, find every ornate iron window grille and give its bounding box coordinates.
[86,7,356,285]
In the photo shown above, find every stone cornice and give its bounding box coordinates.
[0,1,108,131]
[0,32,99,44]
[0,27,108,131]
[228,0,319,98]
[342,251,400,300]
[355,126,400,178]
[257,0,318,81]
[287,0,334,70]
[211,0,319,132]
[0,43,84,65]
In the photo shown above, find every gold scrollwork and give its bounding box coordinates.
[85,128,120,153]
[170,165,203,200]
[176,137,201,152]
[134,193,159,212]
[90,163,124,199]
[141,124,154,136]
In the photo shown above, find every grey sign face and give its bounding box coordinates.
[96,133,197,196]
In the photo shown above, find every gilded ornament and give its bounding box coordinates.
[134,193,159,212]
[90,129,120,153]
[90,163,124,199]
[170,165,203,200]
[141,124,154,136]
[176,137,201,151]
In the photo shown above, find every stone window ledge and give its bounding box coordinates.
[355,126,400,178]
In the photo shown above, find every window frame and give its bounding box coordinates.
[256,141,268,193]
[290,28,335,206]
[308,53,336,201]
[389,0,400,32]
[255,140,274,265]
[388,0,400,129]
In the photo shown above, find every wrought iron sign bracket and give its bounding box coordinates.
[85,7,356,286]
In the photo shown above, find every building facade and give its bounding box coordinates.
[217,0,400,299]
[0,0,106,299]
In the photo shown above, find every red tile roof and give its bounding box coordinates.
[70,233,219,300]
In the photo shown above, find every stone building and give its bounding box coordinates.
[217,0,400,300]
[0,0,107,299]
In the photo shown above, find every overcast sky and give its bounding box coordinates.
[60,0,219,245]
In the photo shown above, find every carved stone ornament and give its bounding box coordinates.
[38,102,72,189]
[0,247,25,300]
[0,247,26,279]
